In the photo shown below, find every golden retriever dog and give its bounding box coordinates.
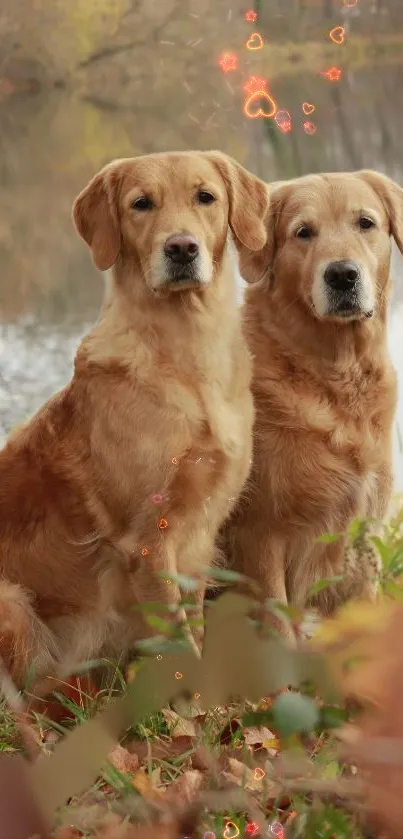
[0,151,270,686]
[222,170,401,634]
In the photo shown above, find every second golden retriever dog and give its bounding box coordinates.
[0,150,270,686]
[223,170,401,634]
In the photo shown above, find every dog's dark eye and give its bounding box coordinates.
[296,225,313,239]
[359,216,375,230]
[131,196,153,211]
[197,190,216,205]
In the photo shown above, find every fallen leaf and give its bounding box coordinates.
[314,599,393,647]
[314,600,400,700]
[107,745,139,775]
[23,592,335,830]
[127,735,195,764]
[344,603,403,838]
[162,709,197,738]
[190,744,211,771]
[163,769,203,803]
[262,738,280,755]
[132,768,163,801]
[244,726,276,747]
[226,757,279,795]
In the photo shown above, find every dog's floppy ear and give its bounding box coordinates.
[358,170,403,254]
[206,152,270,251]
[72,162,122,271]
[236,180,291,284]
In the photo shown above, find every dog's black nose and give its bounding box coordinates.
[164,234,199,265]
[324,260,360,292]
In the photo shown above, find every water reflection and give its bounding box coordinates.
[0,0,402,488]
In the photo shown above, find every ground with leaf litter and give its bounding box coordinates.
[2,503,403,839]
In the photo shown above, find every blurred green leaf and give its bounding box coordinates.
[307,576,344,598]
[387,549,403,578]
[144,615,174,634]
[272,692,319,738]
[383,578,403,600]
[159,572,201,591]
[265,599,301,623]
[348,518,366,541]
[134,635,192,655]
[135,601,174,614]
[241,710,274,727]
[321,759,341,780]
[205,567,249,584]
[186,617,205,628]
[304,803,353,839]
[371,535,392,568]
[317,705,348,731]
[316,533,343,544]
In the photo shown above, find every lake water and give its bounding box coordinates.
[0,0,402,489]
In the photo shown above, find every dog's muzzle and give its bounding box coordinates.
[323,259,370,317]
[163,233,202,287]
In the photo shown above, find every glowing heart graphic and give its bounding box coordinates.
[303,120,317,135]
[302,101,315,115]
[223,822,240,839]
[246,31,264,50]
[244,89,277,120]
[275,109,292,132]
[329,25,346,44]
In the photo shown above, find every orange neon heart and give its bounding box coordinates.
[223,822,240,839]
[329,25,346,44]
[246,32,264,50]
[302,101,315,115]
[243,89,277,120]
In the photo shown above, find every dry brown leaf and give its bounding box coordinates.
[190,744,211,771]
[162,709,198,738]
[131,768,164,801]
[163,769,204,804]
[344,603,403,838]
[262,738,280,756]
[226,757,280,795]
[108,745,139,775]
[24,592,333,832]
[127,735,194,763]
[313,598,397,699]
[244,726,276,747]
